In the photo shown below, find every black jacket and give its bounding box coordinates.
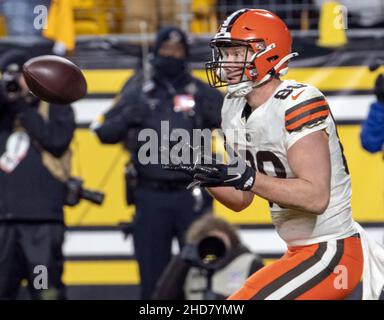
[94,69,224,182]
[0,98,75,222]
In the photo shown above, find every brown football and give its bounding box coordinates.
[22,55,87,104]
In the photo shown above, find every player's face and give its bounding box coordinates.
[219,46,253,84]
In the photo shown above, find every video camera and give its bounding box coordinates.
[65,177,105,206]
[0,63,22,101]
[181,235,229,271]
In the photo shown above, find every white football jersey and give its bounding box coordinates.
[221,80,357,246]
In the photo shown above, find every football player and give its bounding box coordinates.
[166,9,364,300]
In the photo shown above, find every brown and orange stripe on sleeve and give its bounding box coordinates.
[285,96,330,132]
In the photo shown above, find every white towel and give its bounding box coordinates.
[354,222,384,300]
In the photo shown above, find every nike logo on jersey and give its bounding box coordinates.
[291,89,305,100]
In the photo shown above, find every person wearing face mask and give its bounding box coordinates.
[152,214,264,300]
[92,26,224,299]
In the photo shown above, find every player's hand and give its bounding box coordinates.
[162,163,196,178]
[162,163,201,189]
[163,156,256,191]
[192,160,256,191]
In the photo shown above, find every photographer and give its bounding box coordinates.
[153,215,264,300]
[0,50,75,300]
[361,73,384,154]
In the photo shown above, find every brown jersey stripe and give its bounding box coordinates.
[286,110,330,132]
[285,101,328,122]
[286,105,329,126]
[282,239,345,300]
[285,96,326,117]
[251,242,327,300]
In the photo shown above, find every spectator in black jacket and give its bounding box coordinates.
[0,50,75,300]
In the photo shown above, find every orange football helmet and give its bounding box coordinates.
[206,9,298,97]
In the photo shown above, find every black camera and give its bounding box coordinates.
[181,235,228,271]
[65,177,105,206]
[0,63,22,101]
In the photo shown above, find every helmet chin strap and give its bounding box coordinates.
[227,51,299,98]
[227,80,254,98]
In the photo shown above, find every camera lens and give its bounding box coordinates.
[6,81,19,93]
[197,236,226,265]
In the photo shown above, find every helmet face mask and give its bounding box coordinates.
[205,38,265,89]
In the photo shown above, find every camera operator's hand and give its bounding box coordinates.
[10,75,38,112]
[18,74,30,97]
[18,74,37,103]
[374,74,384,105]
